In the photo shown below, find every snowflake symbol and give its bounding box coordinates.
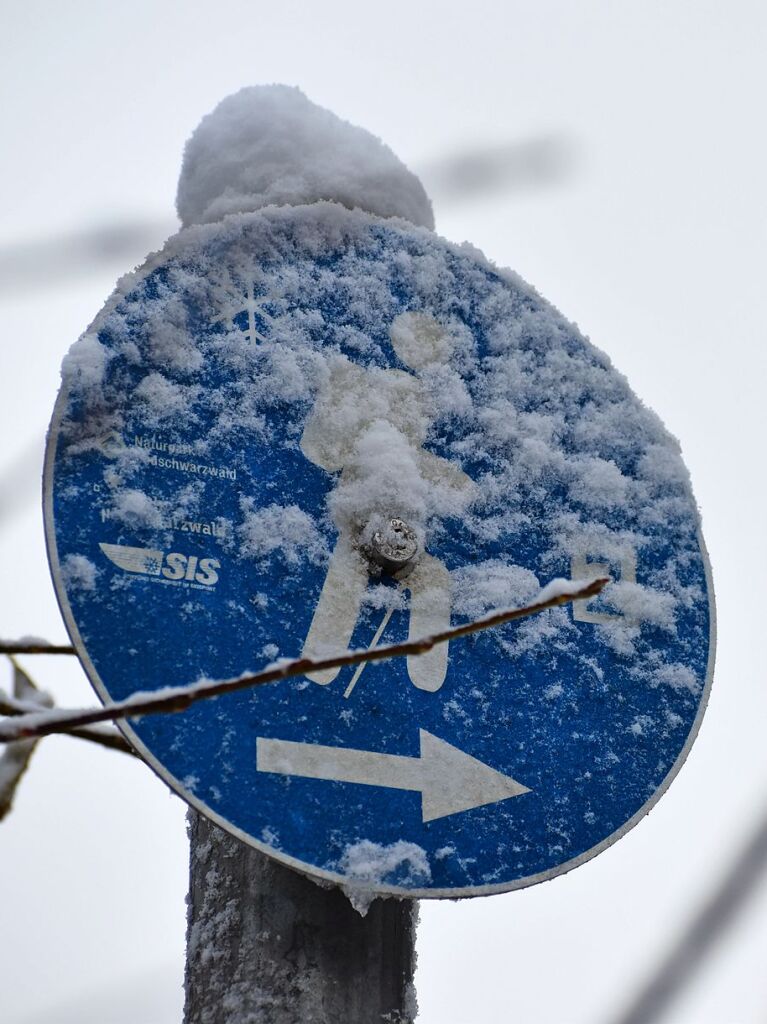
[211,272,279,345]
[144,556,162,575]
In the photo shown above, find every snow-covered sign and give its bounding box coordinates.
[44,89,713,898]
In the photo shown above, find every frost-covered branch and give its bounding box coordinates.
[0,664,136,756]
[0,639,76,656]
[0,657,133,821]
[0,577,607,745]
[0,662,51,820]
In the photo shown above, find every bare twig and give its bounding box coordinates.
[66,726,136,755]
[0,577,607,744]
[0,642,76,656]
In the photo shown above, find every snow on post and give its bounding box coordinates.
[176,84,434,229]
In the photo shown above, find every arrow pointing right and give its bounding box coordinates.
[256,729,530,823]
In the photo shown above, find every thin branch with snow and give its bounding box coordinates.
[0,663,136,756]
[0,576,607,744]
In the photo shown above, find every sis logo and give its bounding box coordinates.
[99,543,220,587]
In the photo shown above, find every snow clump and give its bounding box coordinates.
[338,838,431,915]
[177,85,434,230]
[60,554,99,592]
[237,499,328,567]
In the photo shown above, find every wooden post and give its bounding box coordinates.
[184,810,418,1024]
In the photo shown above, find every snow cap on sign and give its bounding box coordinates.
[176,85,434,230]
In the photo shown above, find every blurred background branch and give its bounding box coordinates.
[611,799,767,1024]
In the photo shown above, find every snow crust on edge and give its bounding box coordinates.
[176,85,434,230]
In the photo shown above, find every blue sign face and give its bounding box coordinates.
[45,206,714,897]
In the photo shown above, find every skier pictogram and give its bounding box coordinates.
[300,312,475,694]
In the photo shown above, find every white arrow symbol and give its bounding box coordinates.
[256,729,531,823]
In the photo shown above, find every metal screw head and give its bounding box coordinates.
[366,517,419,575]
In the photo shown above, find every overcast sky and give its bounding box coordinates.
[1,3,766,1022]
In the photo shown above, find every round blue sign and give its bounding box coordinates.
[45,205,714,897]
